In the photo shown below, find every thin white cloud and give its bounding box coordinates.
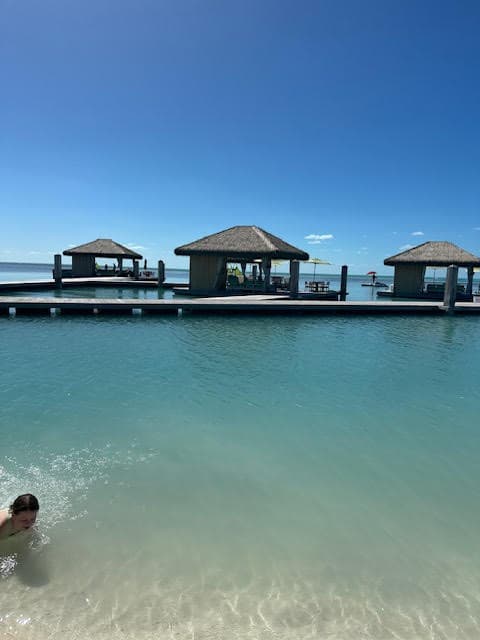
[474,227,480,231]
[411,231,424,236]
[399,244,413,251]
[304,233,334,244]
[125,244,147,250]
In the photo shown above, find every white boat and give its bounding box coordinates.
[361,282,388,287]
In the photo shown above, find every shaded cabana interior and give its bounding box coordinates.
[175,226,309,295]
[63,239,143,277]
[384,241,480,300]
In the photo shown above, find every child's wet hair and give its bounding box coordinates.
[9,493,40,514]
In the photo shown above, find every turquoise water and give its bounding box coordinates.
[0,263,190,285]
[1,262,388,301]
[2,262,478,303]
[1,312,480,639]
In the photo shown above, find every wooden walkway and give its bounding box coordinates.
[0,277,185,291]
[1,294,480,316]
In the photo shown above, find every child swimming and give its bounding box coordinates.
[0,494,39,540]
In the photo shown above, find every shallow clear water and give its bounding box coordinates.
[1,312,480,639]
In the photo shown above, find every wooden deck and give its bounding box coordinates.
[1,294,480,316]
[0,277,185,291]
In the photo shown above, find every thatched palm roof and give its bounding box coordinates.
[175,226,309,260]
[63,239,142,259]
[384,241,480,267]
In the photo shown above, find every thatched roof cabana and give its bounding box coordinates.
[385,241,480,267]
[384,241,480,298]
[64,239,142,259]
[63,239,142,277]
[175,225,309,260]
[175,225,309,294]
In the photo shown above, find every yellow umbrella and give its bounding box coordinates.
[305,258,331,280]
[271,259,285,273]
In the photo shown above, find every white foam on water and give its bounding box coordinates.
[0,443,158,532]
[0,443,159,636]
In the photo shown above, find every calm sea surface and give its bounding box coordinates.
[0,262,475,302]
[1,264,480,639]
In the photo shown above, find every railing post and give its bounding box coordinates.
[340,265,348,301]
[54,254,62,289]
[466,266,474,296]
[157,260,165,285]
[289,261,300,298]
[442,264,458,313]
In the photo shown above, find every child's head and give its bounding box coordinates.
[9,494,40,530]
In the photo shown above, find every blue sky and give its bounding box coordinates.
[1,0,479,274]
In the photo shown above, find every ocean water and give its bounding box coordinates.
[0,262,391,301]
[1,262,477,303]
[1,309,480,639]
[0,263,190,286]
[0,262,480,301]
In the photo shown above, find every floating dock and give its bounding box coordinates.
[0,277,185,291]
[1,295,480,316]
[1,274,479,316]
